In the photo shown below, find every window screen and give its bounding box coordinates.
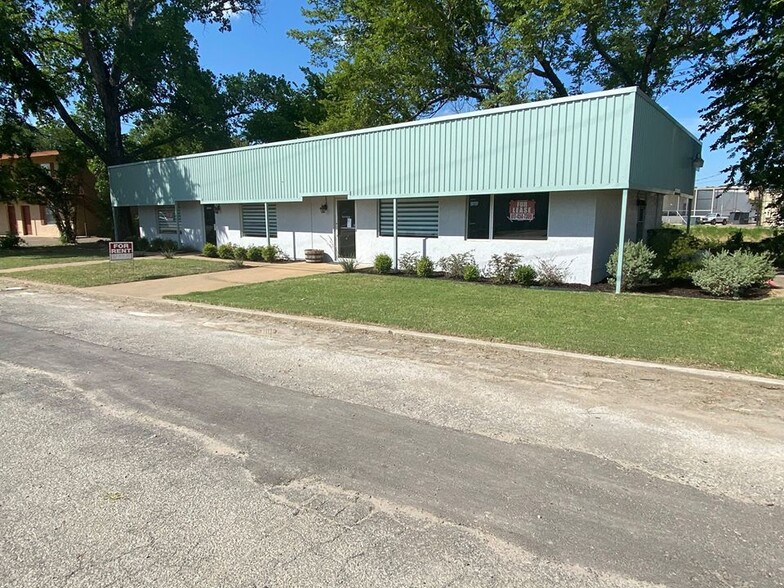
[379,199,438,237]
[242,204,278,238]
[157,206,178,234]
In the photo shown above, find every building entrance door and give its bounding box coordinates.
[21,205,32,235]
[203,205,217,245]
[337,200,356,259]
[7,205,17,234]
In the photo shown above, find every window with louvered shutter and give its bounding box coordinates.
[157,206,178,234]
[241,204,277,238]
[379,199,438,237]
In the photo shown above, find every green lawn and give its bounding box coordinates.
[172,274,784,377]
[0,244,109,269]
[9,258,230,287]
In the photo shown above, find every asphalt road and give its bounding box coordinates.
[1,287,782,587]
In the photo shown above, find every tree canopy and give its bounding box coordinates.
[0,0,263,166]
[698,0,784,213]
[292,0,724,133]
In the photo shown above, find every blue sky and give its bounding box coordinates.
[187,3,731,187]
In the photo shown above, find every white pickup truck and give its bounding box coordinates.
[695,212,729,225]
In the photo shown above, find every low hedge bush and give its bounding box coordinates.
[437,252,475,279]
[247,246,264,262]
[399,252,419,275]
[415,255,434,278]
[373,253,393,274]
[535,258,571,286]
[0,232,25,249]
[513,264,537,287]
[485,253,522,284]
[202,243,218,258]
[691,250,775,298]
[607,241,660,291]
[231,246,247,268]
[463,264,480,281]
[217,243,235,259]
[159,240,179,259]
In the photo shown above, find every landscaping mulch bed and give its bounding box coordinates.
[355,267,775,300]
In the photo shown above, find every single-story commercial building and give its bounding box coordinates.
[108,87,701,285]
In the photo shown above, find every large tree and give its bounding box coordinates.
[292,0,724,133]
[698,0,784,219]
[0,0,263,167]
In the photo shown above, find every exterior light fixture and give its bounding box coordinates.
[320,198,328,213]
[214,205,221,213]
[692,155,704,170]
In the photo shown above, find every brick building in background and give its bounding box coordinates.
[1,150,106,239]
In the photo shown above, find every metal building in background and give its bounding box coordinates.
[109,87,702,286]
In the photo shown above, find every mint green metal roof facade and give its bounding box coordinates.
[109,88,700,207]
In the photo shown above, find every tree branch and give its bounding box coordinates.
[639,0,672,93]
[8,46,108,162]
[532,51,569,97]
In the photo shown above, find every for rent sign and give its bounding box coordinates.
[109,241,134,261]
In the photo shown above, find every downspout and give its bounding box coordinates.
[264,202,271,247]
[615,189,629,294]
[685,195,693,234]
[393,198,398,270]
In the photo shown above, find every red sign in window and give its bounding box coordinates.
[508,199,535,222]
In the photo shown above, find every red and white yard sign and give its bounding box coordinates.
[109,241,134,261]
[508,199,536,222]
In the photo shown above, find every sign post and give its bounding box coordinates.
[109,241,134,262]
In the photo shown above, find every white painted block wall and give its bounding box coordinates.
[215,198,338,261]
[354,192,598,285]
[136,191,621,285]
[137,202,204,250]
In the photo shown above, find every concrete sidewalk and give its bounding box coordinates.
[85,261,339,299]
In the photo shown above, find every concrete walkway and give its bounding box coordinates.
[85,261,339,299]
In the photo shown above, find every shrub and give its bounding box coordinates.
[691,250,775,298]
[437,252,475,279]
[261,245,284,262]
[231,246,247,268]
[606,241,660,291]
[149,237,165,252]
[724,229,745,252]
[246,246,264,262]
[0,232,25,249]
[339,258,359,272]
[399,252,420,275]
[648,228,705,281]
[202,243,219,258]
[373,253,393,274]
[752,232,784,267]
[135,237,150,252]
[535,258,572,286]
[415,255,434,278]
[663,235,705,281]
[159,239,178,259]
[217,243,235,259]
[513,264,537,287]
[463,264,481,282]
[485,253,522,284]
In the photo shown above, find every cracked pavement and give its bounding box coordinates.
[0,285,783,587]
